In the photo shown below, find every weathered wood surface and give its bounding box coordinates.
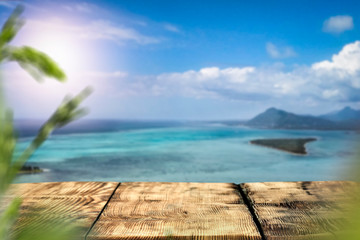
[87,182,262,240]
[2,181,357,240]
[241,181,359,240]
[1,182,119,238]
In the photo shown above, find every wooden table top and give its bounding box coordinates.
[1,181,357,240]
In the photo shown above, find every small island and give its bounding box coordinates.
[250,138,317,155]
[19,165,43,174]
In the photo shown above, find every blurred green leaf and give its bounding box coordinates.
[11,204,81,240]
[33,86,92,146]
[0,5,24,49]
[3,46,66,82]
[9,87,92,182]
[0,4,91,240]
[0,198,22,240]
[0,111,16,194]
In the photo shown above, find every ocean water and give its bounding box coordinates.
[14,120,359,183]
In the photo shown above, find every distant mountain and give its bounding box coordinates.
[246,108,337,130]
[319,106,360,122]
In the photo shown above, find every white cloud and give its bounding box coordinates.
[74,3,94,13]
[322,89,340,99]
[312,41,360,88]
[82,71,128,79]
[63,2,96,13]
[6,36,360,115]
[266,42,296,59]
[199,67,221,80]
[0,2,16,9]
[25,18,161,46]
[152,66,274,100]
[164,23,180,33]
[157,66,254,84]
[64,2,114,14]
[312,41,360,75]
[3,68,131,115]
[14,1,162,47]
[323,15,354,34]
[17,40,352,106]
[85,20,160,45]
[130,41,360,104]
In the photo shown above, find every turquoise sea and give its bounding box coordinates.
[14,120,359,183]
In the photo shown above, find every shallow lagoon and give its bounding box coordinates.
[15,122,359,183]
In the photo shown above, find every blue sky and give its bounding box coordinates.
[1,0,360,120]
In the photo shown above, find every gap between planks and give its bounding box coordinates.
[85,182,122,240]
[236,184,267,240]
[240,181,358,240]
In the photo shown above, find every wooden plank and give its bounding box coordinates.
[241,181,358,240]
[88,182,261,240]
[1,182,119,238]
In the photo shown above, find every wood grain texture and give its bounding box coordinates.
[241,181,358,240]
[1,182,119,238]
[88,182,261,240]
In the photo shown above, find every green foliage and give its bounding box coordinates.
[338,156,360,239]
[0,198,21,240]
[0,4,65,82]
[3,46,66,82]
[0,6,24,48]
[10,204,81,240]
[39,86,93,132]
[10,87,93,184]
[0,5,91,240]
[0,111,16,194]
